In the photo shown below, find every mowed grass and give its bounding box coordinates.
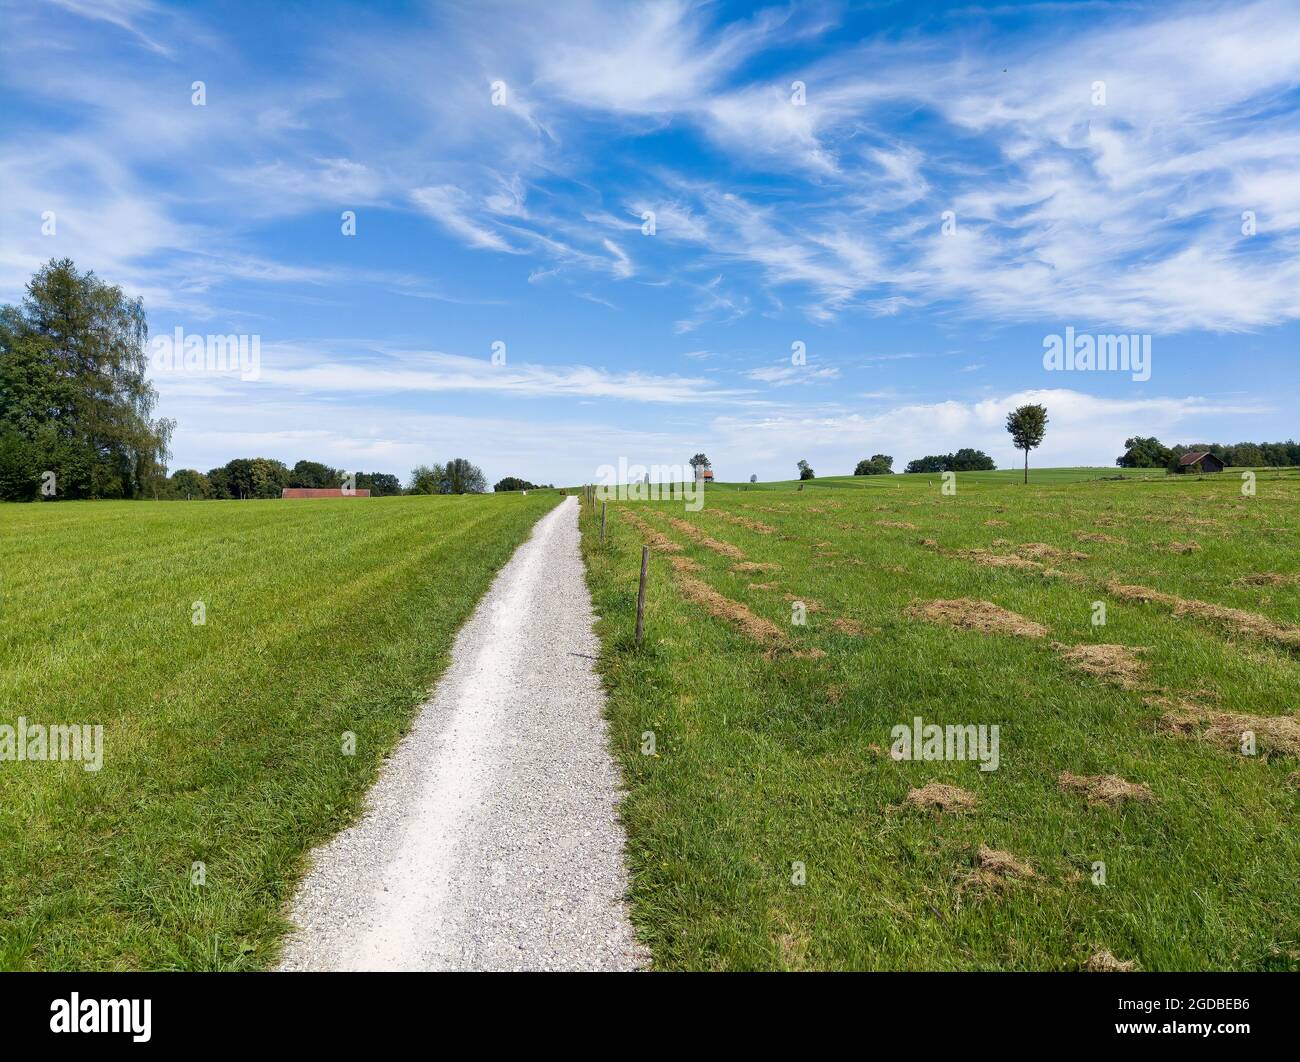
[580,469,1300,970]
[0,491,560,970]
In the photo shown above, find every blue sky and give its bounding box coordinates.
[2,0,1298,485]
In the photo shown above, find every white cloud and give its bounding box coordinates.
[410,186,519,253]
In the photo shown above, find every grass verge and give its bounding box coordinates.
[0,492,559,970]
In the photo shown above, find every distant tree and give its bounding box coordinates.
[443,457,487,494]
[950,448,995,471]
[902,451,994,474]
[207,465,233,499]
[905,455,949,474]
[357,472,402,497]
[797,459,815,481]
[201,457,288,499]
[168,469,211,499]
[408,463,445,495]
[689,453,711,473]
[0,258,173,500]
[1117,436,1171,469]
[1006,404,1049,484]
[854,454,894,475]
[289,459,341,488]
[250,458,289,498]
[494,476,539,492]
[749,474,758,483]
[1230,442,1264,467]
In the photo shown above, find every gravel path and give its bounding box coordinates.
[278,496,645,971]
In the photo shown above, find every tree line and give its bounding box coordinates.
[1,259,541,502]
[1118,436,1300,471]
[167,460,403,500]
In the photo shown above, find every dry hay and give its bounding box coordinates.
[1108,583,1300,649]
[1233,572,1299,587]
[1058,771,1154,808]
[828,616,869,636]
[959,846,1035,899]
[983,518,1010,528]
[917,538,940,549]
[1056,643,1148,688]
[876,520,919,530]
[619,510,683,553]
[1107,582,1174,605]
[904,783,976,812]
[666,516,745,558]
[710,509,777,534]
[1155,697,1300,757]
[1160,540,1202,554]
[1286,770,1300,791]
[1076,531,1121,545]
[956,548,1045,573]
[909,598,1048,638]
[748,581,779,591]
[1085,950,1137,972]
[764,645,827,661]
[731,561,781,574]
[1044,567,1089,586]
[669,555,700,573]
[783,594,824,612]
[1017,542,1090,562]
[675,573,785,644]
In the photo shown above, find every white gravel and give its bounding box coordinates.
[278,496,645,971]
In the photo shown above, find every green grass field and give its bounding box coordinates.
[0,491,560,970]
[579,469,1300,970]
[709,466,1160,490]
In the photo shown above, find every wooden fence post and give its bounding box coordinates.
[635,545,649,643]
[600,501,607,542]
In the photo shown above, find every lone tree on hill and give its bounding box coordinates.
[1006,403,1049,484]
[797,459,815,481]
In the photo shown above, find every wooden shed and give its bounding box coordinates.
[1175,451,1224,474]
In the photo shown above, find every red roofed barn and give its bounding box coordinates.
[281,487,371,498]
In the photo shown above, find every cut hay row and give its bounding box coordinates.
[1151,696,1300,757]
[673,571,785,644]
[1058,771,1154,807]
[1055,642,1148,689]
[618,508,684,553]
[1108,582,1300,649]
[731,561,780,573]
[908,598,1048,638]
[905,782,976,812]
[707,509,778,535]
[663,515,746,558]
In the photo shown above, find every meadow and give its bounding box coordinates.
[0,491,560,970]
[580,468,1300,970]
